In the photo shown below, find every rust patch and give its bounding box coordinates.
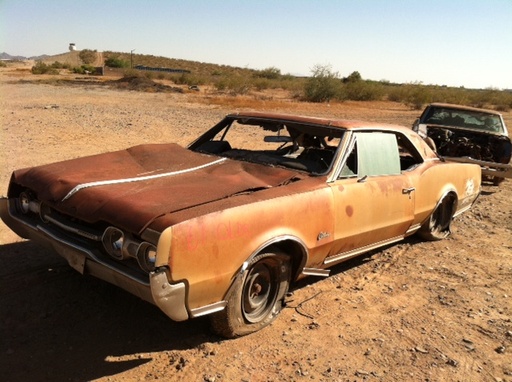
[345,205,353,217]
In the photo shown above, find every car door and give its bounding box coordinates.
[325,131,415,266]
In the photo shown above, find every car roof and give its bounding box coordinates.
[228,111,415,134]
[427,103,502,116]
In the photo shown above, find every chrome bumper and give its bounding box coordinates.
[0,197,189,322]
[443,156,512,179]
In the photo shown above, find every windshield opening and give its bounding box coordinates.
[190,117,345,175]
[423,107,504,134]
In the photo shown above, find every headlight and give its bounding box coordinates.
[17,192,41,215]
[137,242,157,273]
[18,192,30,214]
[102,227,125,260]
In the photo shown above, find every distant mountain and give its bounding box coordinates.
[0,52,26,60]
[0,52,51,61]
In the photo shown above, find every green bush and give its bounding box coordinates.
[342,71,362,83]
[303,64,341,102]
[214,75,251,95]
[255,67,281,80]
[72,64,96,74]
[343,81,385,101]
[31,61,59,75]
[253,78,271,91]
[50,61,72,70]
[170,73,207,86]
[0,61,7,68]
[104,57,129,68]
[79,49,97,65]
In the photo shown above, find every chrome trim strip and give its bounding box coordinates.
[62,157,228,201]
[302,268,330,277]
[248,234,309,266]
[405,223,421,235]
[190,300,228,318]
[324,235,404,265]
[453,202,472,217]
[44,214,102,241]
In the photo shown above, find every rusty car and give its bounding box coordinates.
[0,112,481,337]
[412,103,512,184]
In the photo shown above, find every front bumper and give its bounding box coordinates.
[444,156,512,179]
[0,197,189,322]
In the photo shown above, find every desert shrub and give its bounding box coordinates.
[0,61,7,67]
[72,64,96,74]
[304,64,341,102]
[342,71,362,83]
[214,75,251,95]
[387,84,432,109]
[120,69,139,78]
[104,57,129,68]
[31,61,59,75]
[405,85,433,110]
[79,49,97,65]
[343,81,385,101]
[466,88,512,110]
[495,104,510,112]
[253,78,271,91]
[279,76,306,93]
[50,61,71,69]
[170,73,207,86]
[255,67,281,80]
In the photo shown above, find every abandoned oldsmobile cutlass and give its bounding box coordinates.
[0,112,481,337]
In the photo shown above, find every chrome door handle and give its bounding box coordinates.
[402,187,416,194]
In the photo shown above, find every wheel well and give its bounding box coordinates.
[444,191,458,213]
[265,240,307,282]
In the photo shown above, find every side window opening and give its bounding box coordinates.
[338,132,422,179]
[357,132,400,176]
[396,134,423,171]
[339,142,358,178]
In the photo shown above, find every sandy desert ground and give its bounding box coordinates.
[0,63,511,382]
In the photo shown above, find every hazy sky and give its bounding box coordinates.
[1,0,511,89]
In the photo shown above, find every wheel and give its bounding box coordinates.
[492,176,505,186]
[210,251,291,338]
[418,194,456,241]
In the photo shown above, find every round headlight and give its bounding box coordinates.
[18,192,30,214]
[102,227,125,260]
[137,243,157,273]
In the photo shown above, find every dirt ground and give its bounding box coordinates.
[0,63,511,382]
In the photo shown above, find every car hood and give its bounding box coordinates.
[11,143,302,233]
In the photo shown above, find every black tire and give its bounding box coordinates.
[210,251,291,338]
[492,176,505,186]
[418,194,456,241]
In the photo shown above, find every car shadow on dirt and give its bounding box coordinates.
[0,241,217,382]
[0,235,456,381]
